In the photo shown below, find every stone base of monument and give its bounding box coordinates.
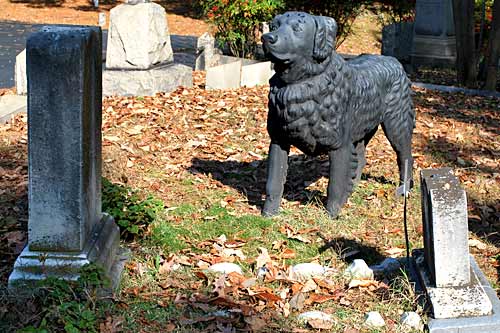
[103,63,193,96]
[8,214,126,290]
[413,249,500,333]
[411,36,456,68]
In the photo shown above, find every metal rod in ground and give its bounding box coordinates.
[403,159,411,268]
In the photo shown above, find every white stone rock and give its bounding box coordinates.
[345,259,374,280]
[298,311,333,322]
[400,311,423,331]
[371,257,401,277]
[208,262,243,275]
[15,49,27,95]
[290,263,326,281]
[364,311,385,327]
[106,2,173,70]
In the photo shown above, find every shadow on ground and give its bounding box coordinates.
[320,236,386,265]
[10,0,65,8]
[188,155,397,211]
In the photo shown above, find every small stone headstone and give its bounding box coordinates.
[421,168,470,287]
[106,2,173,69]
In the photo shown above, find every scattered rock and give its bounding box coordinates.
[207,262,243,275]
[370,257,401,278]
[298,310,333,322]
[290,263,326,281]
[345,259,374,280]
[400,311,423,331]
[364,311,385,328]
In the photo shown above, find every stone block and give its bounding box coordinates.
[0,95,26,124]
[106,2,173,69]
[421,168,470,288]
[414,251,500,331]
[206,60,242,90]
[15,49,27,95]
[241,61,273,87]
[8,26,122,287]
[103,63,192,96]
[411,0,456,67]
[382,22,414,63]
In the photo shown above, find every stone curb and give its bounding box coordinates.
[412,82,500,99]
[0,95,27,124]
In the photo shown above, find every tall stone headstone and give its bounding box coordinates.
[411,0,456,67]
[9,26,122,286]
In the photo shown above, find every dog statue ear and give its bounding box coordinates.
[312,15,337,62]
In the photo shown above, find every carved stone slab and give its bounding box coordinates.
[421,168,470,287]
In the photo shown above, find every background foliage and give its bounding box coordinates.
[199,0,283,58]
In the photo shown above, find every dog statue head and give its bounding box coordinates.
[262,12,337,83]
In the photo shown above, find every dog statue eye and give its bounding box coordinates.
[292,23,302,32]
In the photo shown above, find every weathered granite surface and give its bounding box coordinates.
[8,26,122,287]
[421,168,470,288]
[103,63,192,96]
[106,2,173,69]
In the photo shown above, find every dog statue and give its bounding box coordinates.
[261,12,415,218]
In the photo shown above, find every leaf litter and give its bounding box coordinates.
[0,72,498,331]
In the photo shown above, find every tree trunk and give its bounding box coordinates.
[452,0,477,88]
[485,0,500,91]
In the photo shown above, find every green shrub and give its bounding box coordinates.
[102,178,164,238]
[200,0,283,58]
[373,0,416,24]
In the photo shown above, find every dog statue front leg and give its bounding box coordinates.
[326,144,356,218]
[262,142,290,217]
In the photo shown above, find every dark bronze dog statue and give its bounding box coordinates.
[261,12,415,218]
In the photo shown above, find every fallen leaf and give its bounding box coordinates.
[244,316,267,331]
[308,318,334,330]
[348,279,378,288]
[305,293,338,304]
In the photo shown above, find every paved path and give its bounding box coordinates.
[0,21,40,88]
[0,20,198,88]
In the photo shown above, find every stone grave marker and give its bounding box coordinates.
[413,168,500,332]
[411,0,456,67]
[8,26,123,287]
[103,1,192,96]
[15,49,27,95]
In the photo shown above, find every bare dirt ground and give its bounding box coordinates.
[0,0,209,35]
